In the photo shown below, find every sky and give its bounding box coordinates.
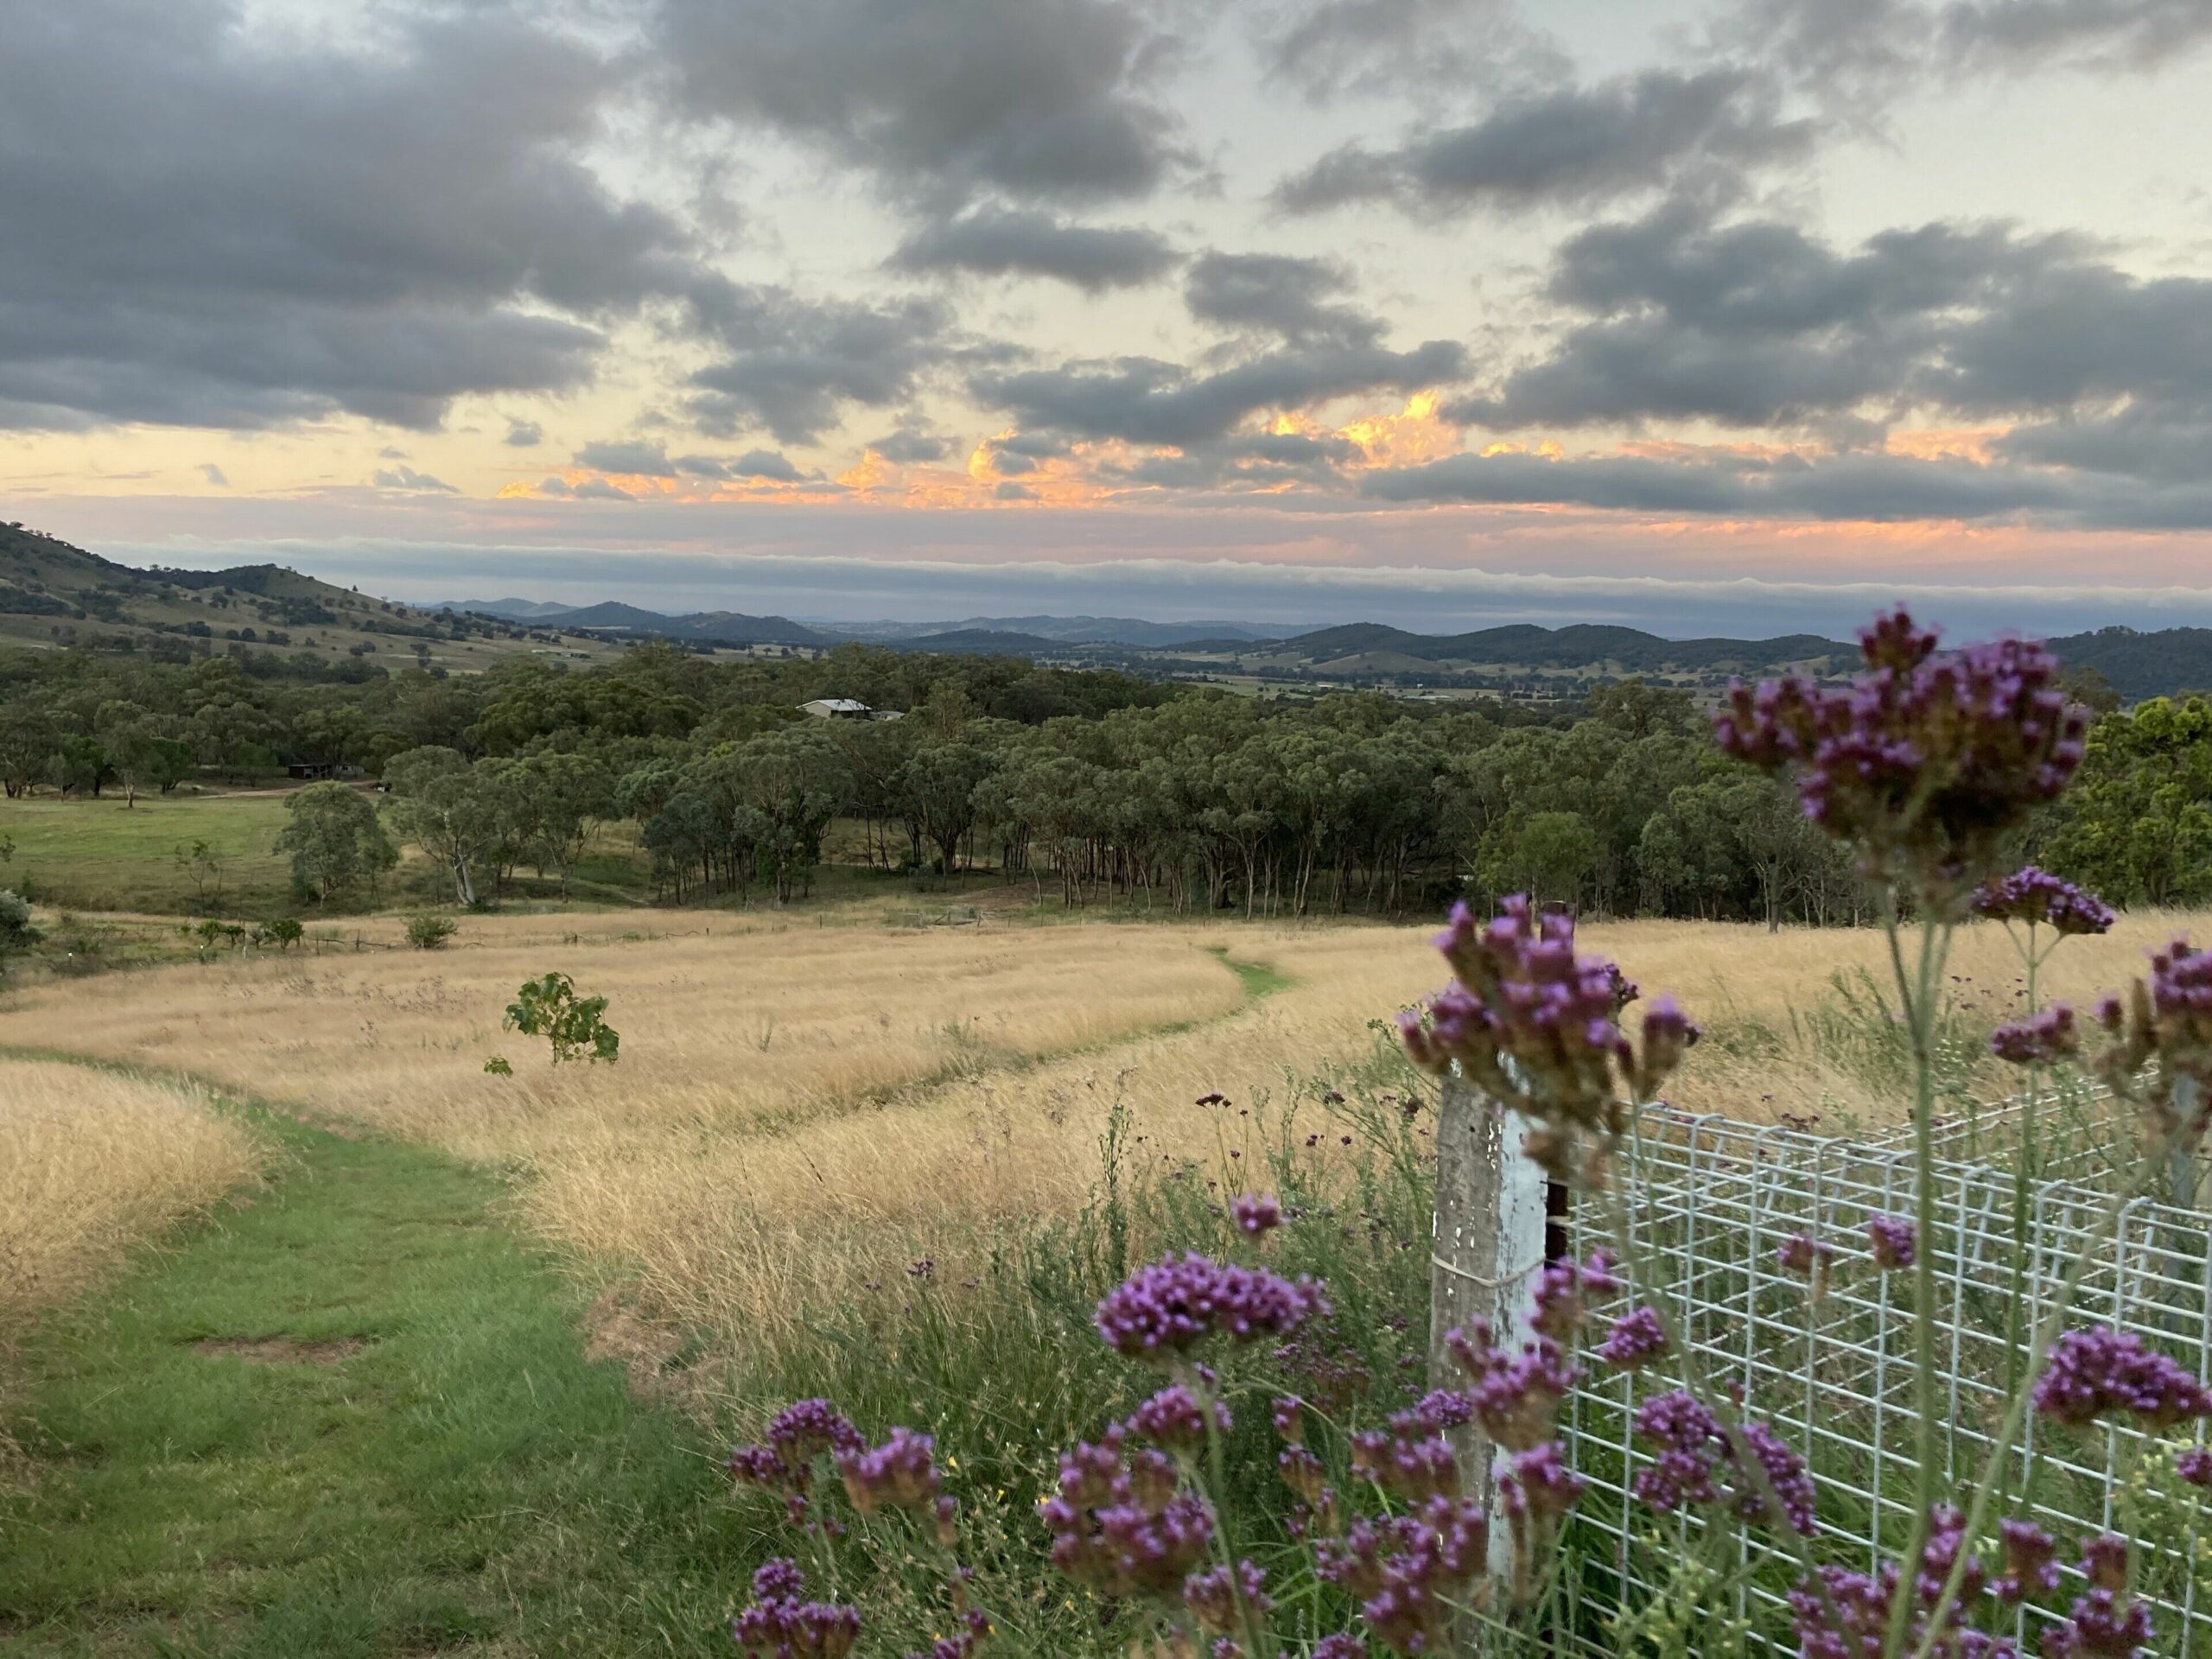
[5,0,2212,638]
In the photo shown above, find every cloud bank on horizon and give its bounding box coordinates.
[4,0,2212,632]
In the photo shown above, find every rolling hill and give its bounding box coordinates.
[0,522,625,672]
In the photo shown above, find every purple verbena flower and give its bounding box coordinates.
[835,1427,941,1515]
[1312,1637,1369,1659]
[1125,1382,1229,1452]
[2040,1590,2151,1657]
[1867,1215,1918,1270]
[1993,1518,2061,1603]
[1043,1429,1216,1599]
[1595,1306,1669,1370]
[1402,895,1694,1181]
[1789,1507,2013,1658]
[1973,868,2115,936]
[1094,1253,1325,1360]
[1530,1249,1619,1342]
[728,1398,865,1497]
[2034,1327,2212,1429]
[1446,1320,1579,1451]
[733,1577,862,1659]
[1499,1439,1586,1522]
[2178,1446,2212,1488]
[1182,1560,1269,1637]
[1230,1192,1282,1238]
[1716,610,2087,902]
[751,1559,807,1601]
[1992,1003,2080,1067]
[1777,1231,1836,1276]
[1631,1389,1815,1535]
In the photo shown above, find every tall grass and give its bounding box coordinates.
[0,1061,263,1322]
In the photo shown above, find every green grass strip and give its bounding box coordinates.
[0,1103,749,1658]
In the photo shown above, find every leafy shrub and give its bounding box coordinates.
[482,1055,513,1076]
[404,912,456,950]
[502,972,618,1065]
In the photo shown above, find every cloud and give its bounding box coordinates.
[686,283,955,444]
[505,420,544,448]
[1274,69,1815,216]
[974,340,1467,446]
[575,439,679,476]
[679,448,807,482]
[0,0,698,432]
[198,462,228,486]
[540,477,638,502]
[1451,198,2212,451]
[652,0,1189,204]
[869,425,951,463]
[1726,0,2212,111]
[1256,0,1570,103]
[1183,252,1379,345]
[373,464,458,493]
[890,207,1178,290]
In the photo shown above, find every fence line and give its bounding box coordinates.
[1539,1089,2212,1654]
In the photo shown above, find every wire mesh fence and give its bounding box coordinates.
[1554,1087,2212,1654]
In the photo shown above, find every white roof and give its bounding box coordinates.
[803,697,872,713]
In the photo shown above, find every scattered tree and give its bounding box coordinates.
[502,972,619,1065]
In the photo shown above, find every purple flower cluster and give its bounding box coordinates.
[1230,1192,1283,1237]
[835,1426,941,1516]
[1972,868,2115,936]
[1500,1440,1586,1522]
[1630,1389,1816,1535]
[732,1560,862,1659]
[1789,1507,2014,1659]
[1401,895,1696,1180]
[2033,1327,2212,1429]
[1776,1231,1836,1277]
[1094,1254,1325,1360]
[1993,1519,2061,1604]
[1041,1427,1215,1598]
[1312,1638,1369,1659]
[1529,1249,1622,1342]
[728,1398,867,1516]
[2094,938,2212,1137]
[1446,1319,1580,1452]
[2179,1446,2212,1488]
[1594,1306,1669,1370]
[1182,1560,1269,1637]
[1991,1003,2081,1067]
[1715,609,2087,899]
[1314,1497,1490,1656]
[1867,1215,1918,1270]
[2040,1535,2153,1658]
[1125,1382,1230,1452]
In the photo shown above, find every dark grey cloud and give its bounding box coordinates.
[1183,252,1380,345]
[1256,0,1570,103]
[1274,69,1815,216]
[686,283,955,445]
[373,464,458,494]
[1113,429,1365,490]
[1727,0,2212,110]
[574,439,809,482]
[0,0,697,432]
[505,420,544,448]
[869,425,952,463]
[652,0,1189,205]
[1453,199,2212,451]
[973,339,1467,446]
[199,463,228,487]
[537,476,636,502]
[890,208,1179,291]
[1361,448,2081,520]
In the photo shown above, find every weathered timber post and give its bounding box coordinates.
[1428,1073,1551,1599]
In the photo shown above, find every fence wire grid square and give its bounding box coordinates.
[1554,1089,2212,1655]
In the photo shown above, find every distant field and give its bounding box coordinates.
[7,906,2204,1357]
[2,792,298,912]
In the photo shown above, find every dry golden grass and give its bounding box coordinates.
[6,906,2207,1359]
[0,1062,262,1320]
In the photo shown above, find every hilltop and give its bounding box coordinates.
[0,524,624,673]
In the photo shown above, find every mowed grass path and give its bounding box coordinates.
[0,1101,749,1658]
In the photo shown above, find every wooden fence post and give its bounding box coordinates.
[1428,1073,1551,1598]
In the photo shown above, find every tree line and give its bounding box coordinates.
[3,637,2199,922]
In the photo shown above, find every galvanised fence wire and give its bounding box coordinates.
[1554,1088,2212,1654]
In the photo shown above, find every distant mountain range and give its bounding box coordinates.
[442,599,1287,651]
[10,520,2212,703]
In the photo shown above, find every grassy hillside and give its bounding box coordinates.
[0,522,626,673]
